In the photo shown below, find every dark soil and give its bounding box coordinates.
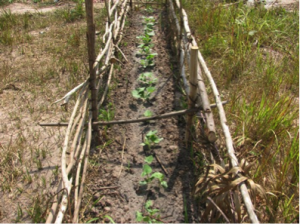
[83,8,200,223]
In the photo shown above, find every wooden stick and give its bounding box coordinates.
[128,1,163,5]
[115,45,128,62]
[105,0,111,25]
[154,152,169,176]
[95,108,201,125]
[39,102,228,127]
[72,128,89,223]
[98,64,114,108]
[54,178,72,224]
[85,0,99,140]
[73,115,92,223]
[45,180,62,223]
[109,0,120,18]
[185,46,198,144]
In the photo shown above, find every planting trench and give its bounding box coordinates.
[83,8,200,223]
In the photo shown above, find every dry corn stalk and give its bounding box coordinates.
[195,161,265,222]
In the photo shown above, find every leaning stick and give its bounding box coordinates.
[45,180,63,223]
[109,0,120,17]
[73,128,89,223]
[173,0,191,40]
[54,178,72,224]
[68,96,88,169]
[115,45,128,62]
[52,81,88,106]
[98,64,114,108]
[114,0,128,40]
[61,88,87,195]
[116,6,129,46]
[73,115,92,223]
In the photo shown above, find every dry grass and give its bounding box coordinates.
[0,3,106,222]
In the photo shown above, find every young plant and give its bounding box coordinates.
[98,102,115,122]
[137,34,152,46]
[139,44,155,55]
[144,27,155,37]
[144,110,153,117]
[138,72,158,86]
[141,130,163,149]
[136,200,162,223]
[131,87,155,101]
[139,155,168,188]
[143,16,156,24]
[140,53,157,68]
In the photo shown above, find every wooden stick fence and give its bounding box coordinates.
[42,0,259,223]
[44,0,130,223]
[167,0,260,223]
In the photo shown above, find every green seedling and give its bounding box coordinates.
[136,200,162,223]
[138,72,158,85]
[131,87,155,100]
[137,34,152,45]
[139,43,154,51]
[143,16,156,24]
[139,156,168,188]
[144,110,153,117]
[98,103,115,122]
[145,6,154,13]
[141,130,163,149]
[140,53,157,68]
[144,28,155,37]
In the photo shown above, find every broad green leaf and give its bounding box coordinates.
[132,90,140,99]
[147,86,155,93]
[154,137,163,144]
[145,200,153,210]
[146,130,157,136]
[141,164,152,176]
[145,155,154,164]
[151,172,164,182]
[139,180,148,185]
[161,181,168,188]
[140,143,146,146]
[136,211,144,222]
[144,110,153,117]
[147,30,155,36]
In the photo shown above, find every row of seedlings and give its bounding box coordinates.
[131,13,167,223]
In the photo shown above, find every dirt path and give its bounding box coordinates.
[83,9,199,223]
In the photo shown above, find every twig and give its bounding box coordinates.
[154,152,169,176]
[98,64,114,108]
[118,132,126,177]
[207,196,230,223]
[115,45,128,62]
